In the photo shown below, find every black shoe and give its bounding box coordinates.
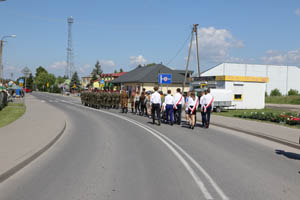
[171,123,173,126]
[191,125,194,129]
[158,123,161,126]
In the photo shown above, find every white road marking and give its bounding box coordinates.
[60,99,213,199]
[58,99,230,200]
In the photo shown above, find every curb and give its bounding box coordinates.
[0,120,67,183]
[210,122,300,150]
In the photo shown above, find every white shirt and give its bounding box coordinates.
[174,92,184,105]
[200,95,205,106]
[203,93,214,107]
[164,94,174,105]
[135,94,140,101]
[187,96,199,109]
[150,92,161,105]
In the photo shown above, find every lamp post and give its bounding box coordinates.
[0,35,16,82]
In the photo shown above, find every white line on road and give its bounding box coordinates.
[57,98,230,200]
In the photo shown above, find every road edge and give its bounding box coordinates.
[0,120,66,183]
[210,122,300,150]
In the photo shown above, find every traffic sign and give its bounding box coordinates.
[158,74,172,84]
[100,80,105,87]
[21,67,31,78]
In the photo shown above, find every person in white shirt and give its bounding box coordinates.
[164,90,175,125]
[199,91,205,127]
[150,86,162,126]
[134,91,140,115]
[202,88,214,128]
[187,92,199,129]
[185,92,191,125]
[173,88,185,125]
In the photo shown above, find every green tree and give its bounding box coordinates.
[56,76,66,85]
[35,66,48,77]
[26,73,34,90]
[137,64,143,68]
[114,70,118,73]
[70,72,80,91]
[146,63,156,67]
[288,89,299,96]
[270,89,282,96]
[90,61,102,83]
[119,68,123,72]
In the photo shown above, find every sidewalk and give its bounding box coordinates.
[200,113,300,149]
[0,94,66,182]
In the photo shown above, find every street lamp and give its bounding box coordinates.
[0,35,16,82]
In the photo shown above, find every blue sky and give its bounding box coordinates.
[1,0,300,79]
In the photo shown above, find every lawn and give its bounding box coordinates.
[265,96,300,105]
[0,102,26,128]
[213,108,300,129]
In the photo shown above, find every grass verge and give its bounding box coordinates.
[0,103,26,128]
[266,96,300,105]
[213,108,300,129]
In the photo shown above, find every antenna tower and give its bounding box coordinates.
[66,16,74,78]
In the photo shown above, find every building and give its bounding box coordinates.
[112,64,193,94]
[81,76,92,89]
[93,72,127,90]
[191,75,269,109]
[201,63,300,95]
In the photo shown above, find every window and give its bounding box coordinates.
[234,94,243,101]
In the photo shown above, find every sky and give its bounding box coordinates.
[1,0,300,79]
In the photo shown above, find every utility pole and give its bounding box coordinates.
[0,40,3,82]
[182,24,200,92]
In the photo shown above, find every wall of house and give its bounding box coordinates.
[202,63,300,95]
[224,81,266,109]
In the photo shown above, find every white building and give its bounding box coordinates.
[201,63,300,95]
[191,76,268,109]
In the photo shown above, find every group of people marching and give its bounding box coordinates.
[120,86,214,129]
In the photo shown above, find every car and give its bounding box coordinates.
[22,88,32,93]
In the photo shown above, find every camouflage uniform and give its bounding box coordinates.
[120,90,128,113]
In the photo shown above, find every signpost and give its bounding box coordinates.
[19,79,24,87]
[100,80,105,88]
[158,74,172,84]
[21,67,31,90]
[158,74,172,92]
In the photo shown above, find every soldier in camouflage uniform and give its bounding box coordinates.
[120,89,129,113]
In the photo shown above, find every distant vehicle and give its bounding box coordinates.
[190,81,233,112]
[22,88,32,93]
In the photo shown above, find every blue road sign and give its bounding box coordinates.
[100,80,105,84]
[159,74,172,84]
[19,79,24,84]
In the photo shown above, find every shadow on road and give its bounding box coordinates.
[275,149,300,160]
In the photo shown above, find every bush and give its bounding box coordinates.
[270,89,282,96]
[288,89,299,96]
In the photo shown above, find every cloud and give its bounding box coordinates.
[79,64,91,74]
[295,8,300,16]
[261,49,300,65]
[50,61,67,69]
[129,55,147,65]
[100,60,115,68]
[193,27,244,62]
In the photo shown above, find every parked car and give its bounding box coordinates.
[22,88,32,93]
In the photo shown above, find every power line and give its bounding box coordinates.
[166,32,192,66]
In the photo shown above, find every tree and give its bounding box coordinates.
[70,72,80,91]
[26,73,34,90]
[119,68,123,72]
[90,61,102,83]
[56,76,66,85]
[137,64,143,68]
[270,89,282,96]
[288,89,299,96]
[92,60,103,76]
[35,66,48,77]
[146,63,156,67]
[114,70,118,73]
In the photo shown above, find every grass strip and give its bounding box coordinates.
[266,96,300,105]
[0,104,26,128]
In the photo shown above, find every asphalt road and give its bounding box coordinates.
[0,92,300,200]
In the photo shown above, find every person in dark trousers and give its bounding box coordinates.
[202,88,214,128]
[134,91,140,114]
[199,91,206,127]
[150,86,161,125]
[164,90,175,125]
[140,92,146,116]
[173,88,184,125]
